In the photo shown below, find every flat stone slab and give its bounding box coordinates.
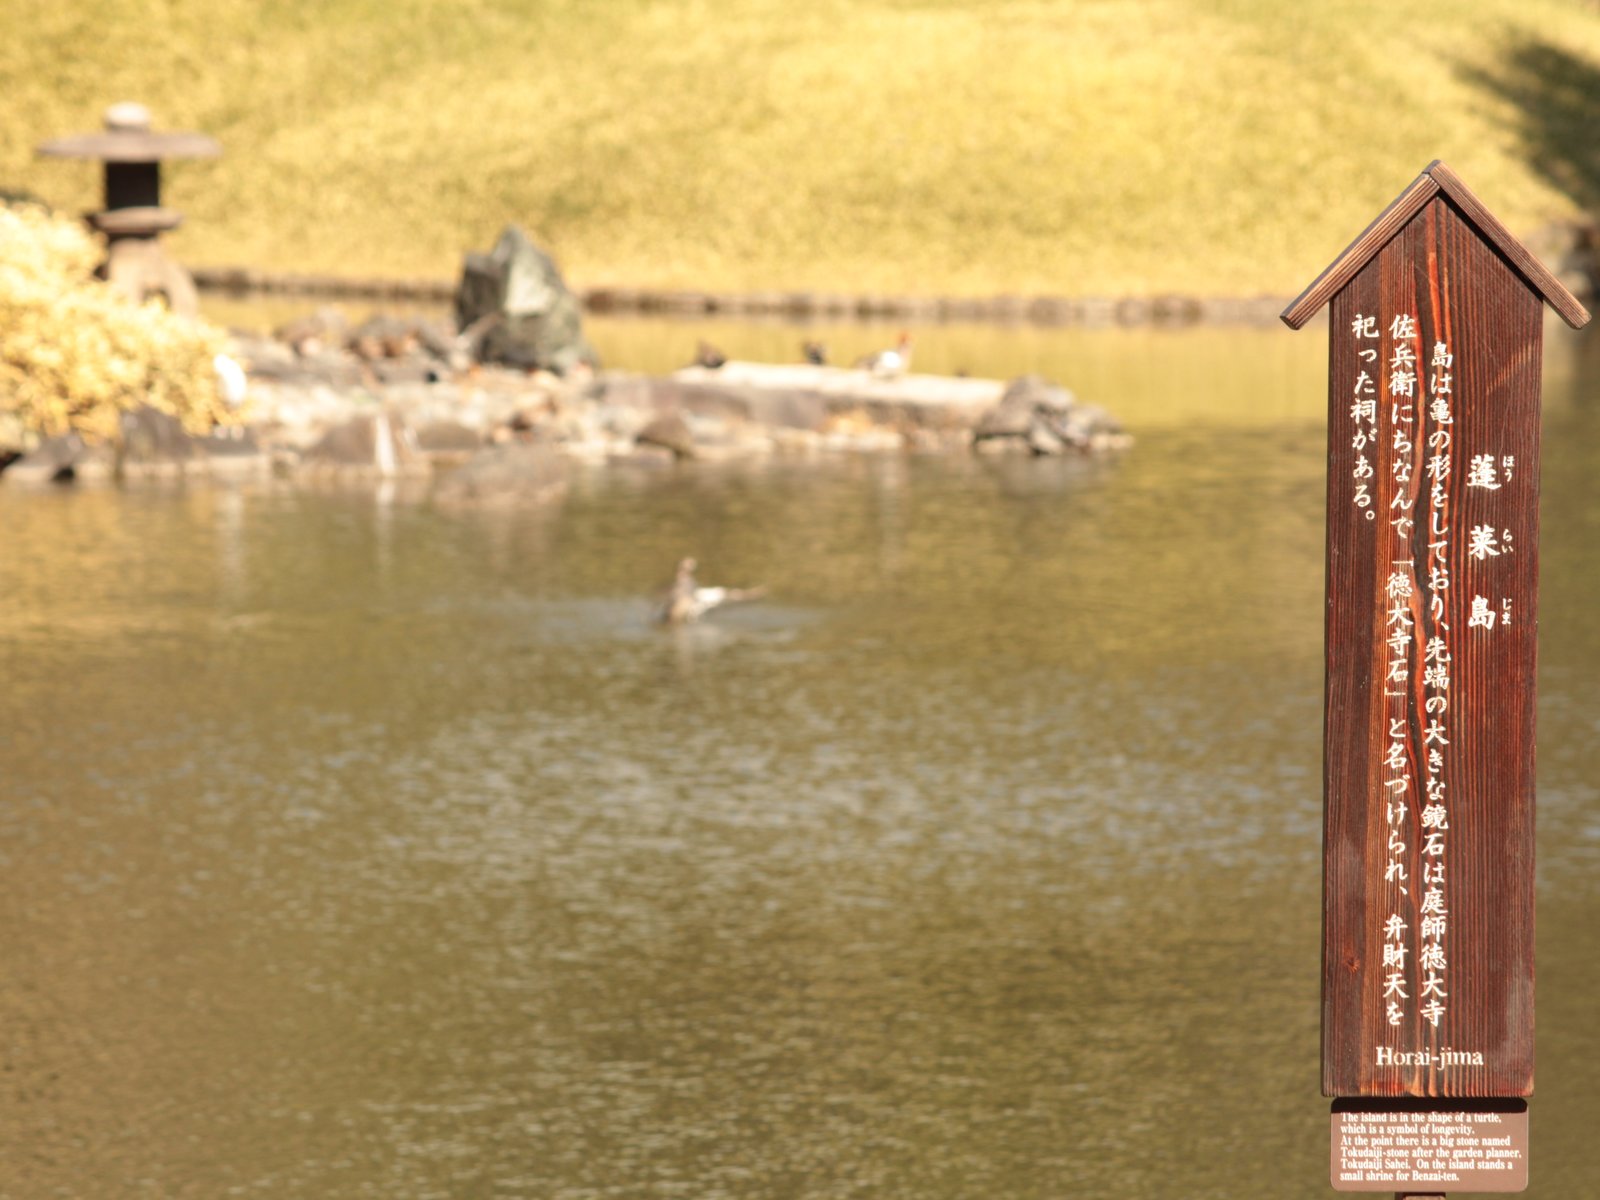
[666,361,1008,429]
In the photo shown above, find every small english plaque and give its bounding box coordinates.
[1330,1099,1528,1192]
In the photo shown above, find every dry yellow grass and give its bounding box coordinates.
[3,0,1598,296]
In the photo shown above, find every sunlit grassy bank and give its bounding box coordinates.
[4,0,1599,296]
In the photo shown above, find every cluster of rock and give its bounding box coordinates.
[255,223,597,385]
[972,375,1117,455]
[1,354,1129,492]
[0,408,266,486]
[1,357,1130,489]
[1,227,1130,494]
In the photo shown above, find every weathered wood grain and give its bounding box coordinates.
[1321,193,1540,1097]
[1283,161,1590,332]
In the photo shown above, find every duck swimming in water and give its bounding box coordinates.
[655,557,767,625]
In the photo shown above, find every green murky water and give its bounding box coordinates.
[2,322,1596,1198]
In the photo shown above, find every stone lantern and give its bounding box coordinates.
[36,102,220,316]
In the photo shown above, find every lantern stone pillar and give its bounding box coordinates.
[37,102,220,317]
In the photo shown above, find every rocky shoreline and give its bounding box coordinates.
[1,227,1133,496]
[0,322,1130,498]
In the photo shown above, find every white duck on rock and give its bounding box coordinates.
[853,332,913,377]
[655,557,767,625]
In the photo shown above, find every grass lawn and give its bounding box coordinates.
[3,0,1599,297]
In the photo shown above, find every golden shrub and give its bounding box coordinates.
[0,204,232,442]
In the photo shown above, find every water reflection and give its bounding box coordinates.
[1,324,1596,1198]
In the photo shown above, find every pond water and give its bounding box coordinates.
[2,319,1596,1198]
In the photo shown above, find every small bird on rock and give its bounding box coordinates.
[655,557,767,625]
[801,340,829,366]
[853,332,912,377]
[693,340,727,369]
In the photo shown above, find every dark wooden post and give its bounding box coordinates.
[1283,162,1588,1194]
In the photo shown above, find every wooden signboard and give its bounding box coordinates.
[1282,162,1589,1110]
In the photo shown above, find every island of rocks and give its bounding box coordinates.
[2,227,1130,497]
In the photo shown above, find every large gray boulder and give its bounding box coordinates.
[973,374,1128,456]
[455,226,597,376]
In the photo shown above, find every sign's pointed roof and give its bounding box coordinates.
[1281,161,1590,330]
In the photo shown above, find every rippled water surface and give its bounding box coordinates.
[3,323,1597,1198]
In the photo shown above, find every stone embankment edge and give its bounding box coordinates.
[191,267,1293,327]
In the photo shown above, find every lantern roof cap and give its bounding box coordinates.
[37,102,220,164]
